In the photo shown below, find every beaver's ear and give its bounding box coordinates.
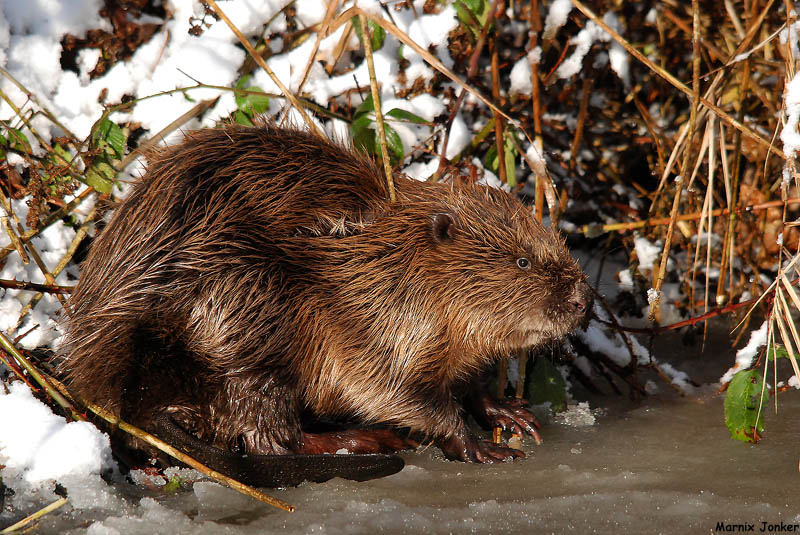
[431,213,456,243]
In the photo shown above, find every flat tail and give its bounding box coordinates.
[151,413,404,488]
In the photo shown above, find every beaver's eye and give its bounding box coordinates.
[517,257,531,270]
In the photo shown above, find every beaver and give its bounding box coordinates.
[58,122,590,485]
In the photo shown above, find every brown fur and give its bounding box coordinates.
[58,122,588,460]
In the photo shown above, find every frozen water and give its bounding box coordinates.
[2,328,798,533]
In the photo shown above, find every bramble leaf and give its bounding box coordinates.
[386,108,428,124]
[724,369,766,443]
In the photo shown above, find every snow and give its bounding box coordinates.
[647,287,660,304]
[509,57,532,95]
[634,235,663,272]
[781,72,800,161]
[554,402,596,426]
[556,20,611,79]
[508,46,543,95]
[543,0,574,40]
[0,381,119,512]
[719,320,769,384]
[617,268,634,291]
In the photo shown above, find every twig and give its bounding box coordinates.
[0,497,68,533]
[358,14,396,202]
[649,0,702,322]
[437,0,501,176]
[490,33,508,185]
[576,197,800,236]
[63,385,296,513]
[0,280,72,294]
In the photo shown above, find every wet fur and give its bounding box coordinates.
[59,122,587,458]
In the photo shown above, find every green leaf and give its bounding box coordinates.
[84,160,115,194]
[724,369,767,443]
[766,343,791,361]
[234,110,254,126]
[454,0,490,37]
[354,19,386,51]
[51,144,73,167]
[4,128,31,153]
[234,76,270,119]
[525,356,567,413]
[484,131,519,186]
[386,108,428,124]
[503,131,518,187]
[93,118,126,159]
[354,93,376,119]
[237,89,270,117]
[350,114,376,155]
[382,124,404,164]
[162,474,182,494]
[350,115,405,164]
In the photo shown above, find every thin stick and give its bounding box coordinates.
[358,14,396,202]
[0,280,72,294]
[0,497,68,534]
[0,188,94,263]
[296,0,340,94]
[576,197,800,236]
[84,398,295,513]
[649,0,702,322]
[490,35,508,185]
[0,331,81,420]
[0,189,69,311]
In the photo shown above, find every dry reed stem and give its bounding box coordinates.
[358,14,396,203]
[0,85,55,155]
[569,74,592,174]
[204,0,322,137]
[529,0,545,222]
[39,373,297,513]
[649,0,702,322]
[490,35,508,185]
[331,8,521,134]
[515,349,527,399]
[568,0,786,160]
[776,284,800,380]
[86,398,296,513]
[0,280,72,294]
[1,215,27,263]
[0,497,68,533]
[0,66,78,141]
[437,0,500,177]
[578,197,800,235]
